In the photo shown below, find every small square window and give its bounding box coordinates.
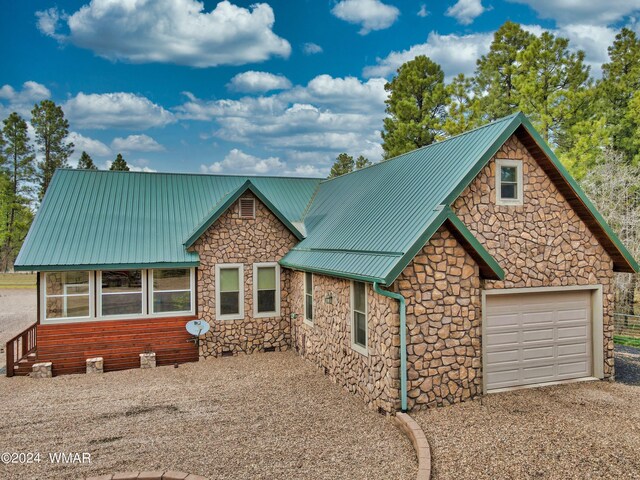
[496,159,523,206]
[239,198,255,218]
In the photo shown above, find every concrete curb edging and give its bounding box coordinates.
[393,412,431,480]
[86,470,208,480]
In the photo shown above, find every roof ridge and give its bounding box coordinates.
[56,168,323,181]
[320,112,522,184]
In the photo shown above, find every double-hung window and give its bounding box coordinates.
[99,270,144,317]
[151,268,193,314]
[253,263,280,317]
[44,271,92,321]
[216,264,244,320]
[351,281,367,355]
[496,159,523,205]
[304,272,313,324]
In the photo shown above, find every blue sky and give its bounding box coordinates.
[1,0,639,176]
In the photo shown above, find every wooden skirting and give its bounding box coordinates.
[37,316,199,376]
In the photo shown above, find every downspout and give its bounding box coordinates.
[373,282,407,412]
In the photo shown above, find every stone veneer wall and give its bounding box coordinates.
[395,133,616,410]
[289,271,401,412]
[396,226,481,409]
[190,192,298,357]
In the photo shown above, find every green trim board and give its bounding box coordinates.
[183,180,305,248]
[15,261,200,272]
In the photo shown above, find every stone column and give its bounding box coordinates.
[31,362,52,378]
[86,357,104,374]
[140,352,156,369]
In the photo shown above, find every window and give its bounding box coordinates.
[151,269,193,314]
[496,159,523,205]
[253,263,280,317]
[351,281,367,355]
[239,197,255,218]
[44,271,92,320]
[99,270,144,317]
[216,264,244,320]
[304,272,313,324]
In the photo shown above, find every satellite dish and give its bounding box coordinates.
[186,319,210,336]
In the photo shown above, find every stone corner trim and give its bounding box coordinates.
[86,471,208,480]
[394,412,431,480]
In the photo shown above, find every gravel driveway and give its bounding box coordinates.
[0,351,415,480]
[615,345,640,386]
[415,381,640,479]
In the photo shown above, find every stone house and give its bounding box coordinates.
[12,112,638,412]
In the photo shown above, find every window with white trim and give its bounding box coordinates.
[351,281,367,355]
[496,159,523,205]
[99,270,144,317]
[253,263,280,317]
[239,197,255,218]
[304,272,313,324]
[151,268,193,314]
[216,264,244,320]
[44,271,92,320]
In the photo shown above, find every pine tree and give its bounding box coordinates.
[600,28,640,162]
[514,32,591,151]
[443,74,480,136]
[328,153,354,178]
[77,151,98,170]
[0,112,36,271]
[355,155,371,170]
[381,55,447,159]
[110,153,130,171]
[31,100,74,200]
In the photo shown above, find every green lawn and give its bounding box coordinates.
[614,335,640,348]
[0,273,36,289]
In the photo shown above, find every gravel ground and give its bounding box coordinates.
[616,345,640,386]
[415,381,640,480]
[0,351,416,480]
[0,289,37,370]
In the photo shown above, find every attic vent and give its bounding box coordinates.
[239,197,255,219]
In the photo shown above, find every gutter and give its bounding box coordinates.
[373,282,407,412]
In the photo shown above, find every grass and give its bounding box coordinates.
[614,335,640,348]
[0,273,36,289]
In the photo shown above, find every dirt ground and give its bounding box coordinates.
[0,289,37,370]
[415,380,640,480]
[0,351,416,480]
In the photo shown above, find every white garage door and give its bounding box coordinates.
[485,290,592,391]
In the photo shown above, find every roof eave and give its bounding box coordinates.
[278,258,385,284]
[14,260,201,272]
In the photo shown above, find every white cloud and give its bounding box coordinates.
[66,132,112,166]
[446,0,486,25]
[331,0,400,35]
[417,4,429,17]
[0,81,51,117]
[201,149,284,174]
[111,134,165,152]
[64,92,174,130]
[303,42,323,55]
[363,31,493,79]
[102,159,157,172]
[507,0,640,25]
[37,0,291,67]
[227,71,292,93]
[177,74,387,173]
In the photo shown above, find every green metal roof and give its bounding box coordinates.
[15,171,320,271]
[281,112,639,283]
[16,112,638,279]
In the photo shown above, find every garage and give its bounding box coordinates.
[484,288,599,391]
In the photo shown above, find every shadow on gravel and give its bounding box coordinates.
[615,345,640,386]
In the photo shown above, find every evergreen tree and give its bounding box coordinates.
[328,153,354,178]
[355,155,371,169]
[381,55,447,159]
[475,21,535,121]
[77,151,98,170]
[514,32,591,151]
[110,153,130,171]
[31,100,73,200]
[600,28,640,162]
[0,112,36,271]
[443,73,479,136]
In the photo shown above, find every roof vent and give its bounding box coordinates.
[239,197,255,219]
